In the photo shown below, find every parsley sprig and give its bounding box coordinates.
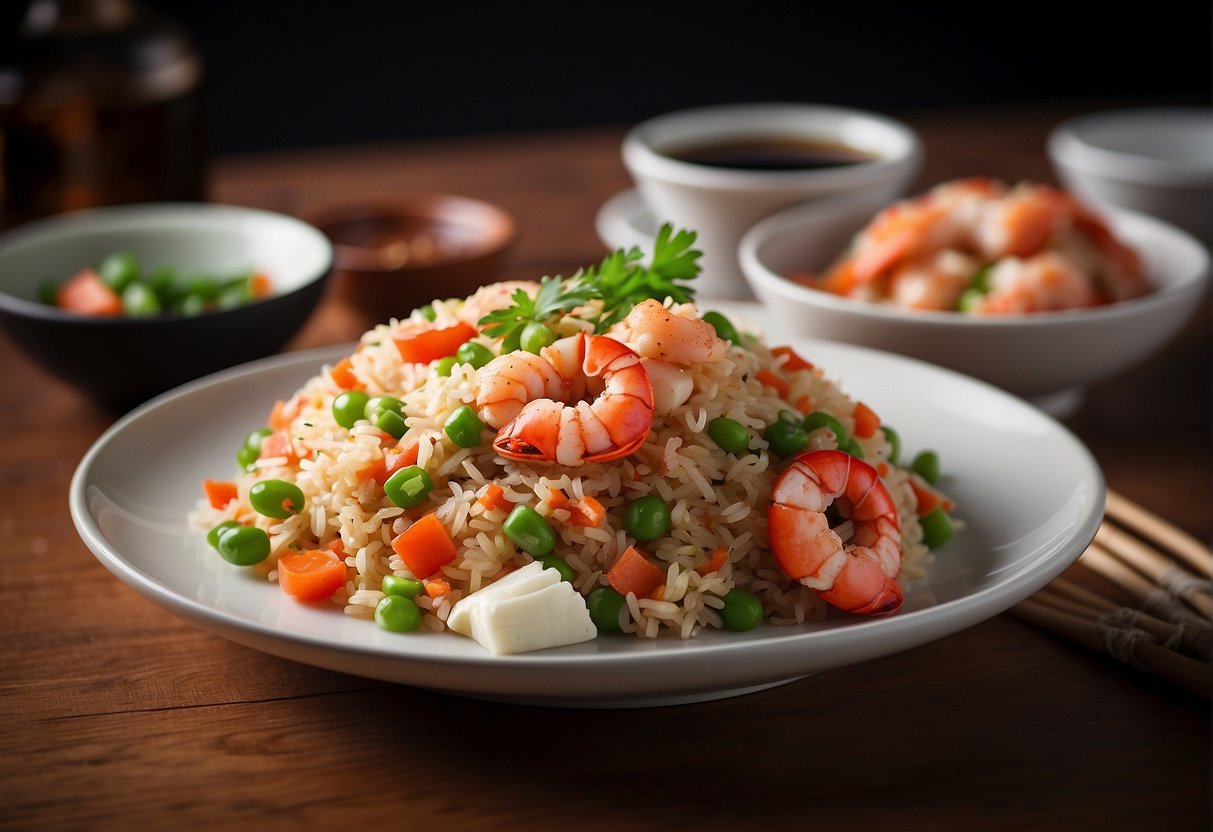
[477,224,702,340]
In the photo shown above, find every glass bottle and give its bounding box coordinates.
[0,0,206,229]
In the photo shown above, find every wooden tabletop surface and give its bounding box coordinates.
[2,102,1208,831]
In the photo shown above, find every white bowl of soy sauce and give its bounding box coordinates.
[621,102,921,298]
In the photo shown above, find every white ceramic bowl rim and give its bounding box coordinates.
[623,102,922,192]
[1048,108,1213,188]
[0,202,334,324]
[739,195,1211,329]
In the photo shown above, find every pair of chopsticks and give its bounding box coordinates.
[1012,489,1212,699]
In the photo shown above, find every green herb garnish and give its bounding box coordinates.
[478,224,702,340]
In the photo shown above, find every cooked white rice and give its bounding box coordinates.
[190,292,940,640]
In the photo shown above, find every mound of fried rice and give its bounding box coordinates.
[190,287,933,640]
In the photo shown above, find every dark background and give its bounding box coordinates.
[143,0,1210,154]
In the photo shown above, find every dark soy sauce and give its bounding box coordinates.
[667,137,877,171]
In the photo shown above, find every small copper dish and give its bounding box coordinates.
[314,193,516,327]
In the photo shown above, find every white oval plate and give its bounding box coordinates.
[70,311,1103,708]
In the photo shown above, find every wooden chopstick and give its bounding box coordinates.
[1035,579,1210,660]
[1011,490,1212,698]
[1094,524,1213,618]
[1013,597,1209,699]
[1105,489,1212,579]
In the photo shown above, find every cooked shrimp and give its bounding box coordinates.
[767,449,903,615]
[889,250,978,311]
[476,333,654,466]
[609,299,727,366]
[974,252,1096,315]
[817,179,1148,315]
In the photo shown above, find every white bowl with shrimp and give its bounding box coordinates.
[739,196,1209,414]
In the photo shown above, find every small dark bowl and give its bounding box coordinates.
[0,203,333,411]
[313,193,516,327]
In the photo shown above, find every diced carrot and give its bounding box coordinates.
[202,479,238,509]
[651,584,665,602]
[908,474,956,516]
[567,495,605,528]
[795,394,812,414]
[250,272,273,299]
[260,429,302,464]
[546,488,569,510]
[477,483,511,512]
[268,398,296,431]
[852,401,881,439]
[424,577,452,598]
[330,356,362,390]
[360,440,420,485]
[324,538,346,558]
[391,513,457,579]
[755,369,790,400]
[877,462,890,478]
[696,547,730,576]
[278,549,348,601]
[56,268,123,316]
[393,321,477,364]
[771,346,815,372]
[605,545,664,599]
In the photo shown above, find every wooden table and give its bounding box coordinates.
[2,103,1208,830]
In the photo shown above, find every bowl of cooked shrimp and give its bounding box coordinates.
[739,178,1209,414]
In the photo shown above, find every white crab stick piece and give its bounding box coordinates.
[447,561,597,654]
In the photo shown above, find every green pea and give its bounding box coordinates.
[181,274,219,302]
[98,250,140,293]
[443,405,484,448]
[911,450,941,485]
[237,427,272,470]
[381,575,423,598]
[206,520,241,549]
[503,504,556,556]
[707,417,749,455]
[249,479,305,519]
[957,288,985,313]
[366,395,407,438]
[970,263,994,293]
[236,445,259,470]
[763,420,809,458]
[433,355,457,377]
[383,465,433,509]
[702,310,740,345]
[501,327,523,354]
[147,266,179,304]
[520,322,556,354]
[415,303,437,321]
[587,586,626,632]
[920,507,954,549]
[455,341,494,369]
[537,554,575,583]
[719,588,763,631]
[216,281,253,309]
[375,595,422,632]
[332,390,370,429]
[372,409,405,439]
[881,425,902,466]
[121,281,161,316]
[176,292,208,316]
[215,525,270,566]
[625,495,670,542]
[777,409,801,425]
[802,411,850,448]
